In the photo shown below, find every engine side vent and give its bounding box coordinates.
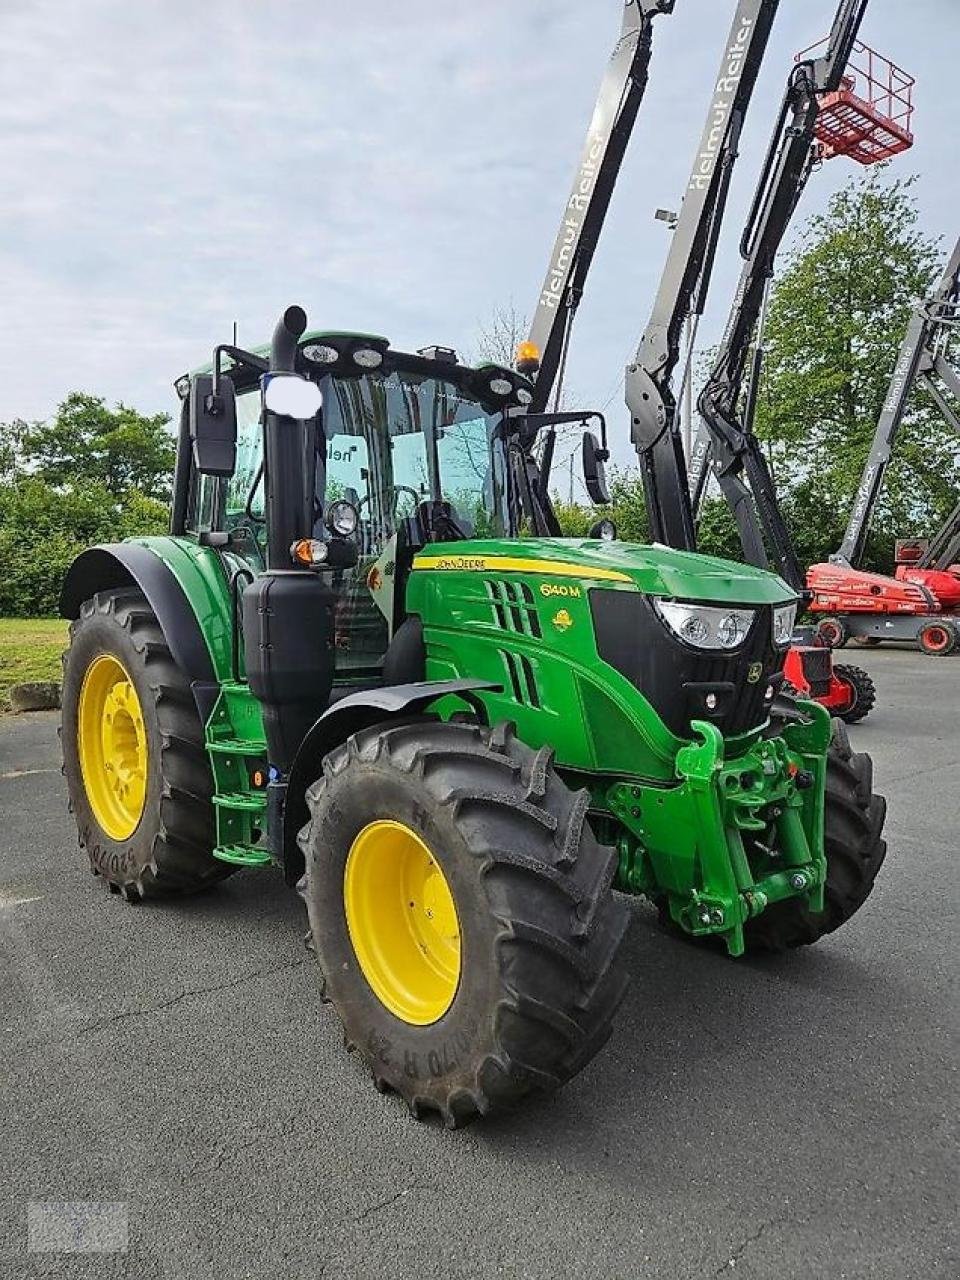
[485,580,541,638]
[499,650,541,708]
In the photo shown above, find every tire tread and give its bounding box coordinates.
[299,720,631,1125]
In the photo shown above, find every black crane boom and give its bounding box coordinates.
[526,0,676,415]
[626,0,782,549]
[692,0,870,591]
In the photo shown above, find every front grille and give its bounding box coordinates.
[590,590,780,738]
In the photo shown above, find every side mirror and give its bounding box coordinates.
[582,431,610,505]
[189,373,237,476]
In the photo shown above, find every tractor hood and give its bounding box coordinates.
[412,538,797,606]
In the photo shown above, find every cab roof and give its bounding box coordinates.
[176,329,532,406]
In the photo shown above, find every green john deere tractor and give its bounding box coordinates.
[60,306,886,1126]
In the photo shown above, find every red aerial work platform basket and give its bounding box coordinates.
[797,39,915,164]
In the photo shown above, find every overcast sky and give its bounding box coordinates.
[1,0,956,472]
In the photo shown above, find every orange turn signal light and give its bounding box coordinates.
[291,538,329,567]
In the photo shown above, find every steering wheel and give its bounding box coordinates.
[389,485,422,514]
[355,486,422,518]
[351,486,424,554]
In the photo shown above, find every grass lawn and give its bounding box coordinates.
[0,617,69,712]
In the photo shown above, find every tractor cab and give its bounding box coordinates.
[181,331,523,681]
[173,314,617,701]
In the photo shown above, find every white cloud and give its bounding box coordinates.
[0,0,955,481]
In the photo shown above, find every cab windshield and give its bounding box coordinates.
[213,363,517,677]
[322,368,509,551]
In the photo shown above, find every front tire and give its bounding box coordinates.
[297,720,631,1126]
[832,663,876,724]
[61,588,232,899]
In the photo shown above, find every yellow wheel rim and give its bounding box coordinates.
[344,820,461,1025]
[77,654,148,841]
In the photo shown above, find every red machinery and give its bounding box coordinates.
[808,236,960,655]
[800,38,915,164]
[806,564,960,655]
[896,535,960,583]
[783,632,875,723]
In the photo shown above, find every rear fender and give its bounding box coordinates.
[60,541,230,722]
[281,679,499,882]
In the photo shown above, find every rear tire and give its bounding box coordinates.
[918,620,958,656]
[297,720,631,1126]
[61,588,232,899]
[742,720,886,952]
[832,663,876,724]
[816,616,848,649]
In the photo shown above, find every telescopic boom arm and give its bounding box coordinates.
[693,0,869,591]
[525,0,676,415]
[626,0,781,550]
[832,233,960,567]
[919,501,960,572]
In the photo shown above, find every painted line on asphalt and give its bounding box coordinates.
[0,891,43,909]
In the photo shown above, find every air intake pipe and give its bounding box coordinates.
[272,304,306,372]
[243,305,335,775]
[263,305,314,571]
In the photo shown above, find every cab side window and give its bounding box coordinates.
[223,389,266,567]
[225,390,264,525]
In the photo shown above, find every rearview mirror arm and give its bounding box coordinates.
[506,407,608,453]
[211,344,269,401]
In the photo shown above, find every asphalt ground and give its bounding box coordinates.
[1,644,956,1279]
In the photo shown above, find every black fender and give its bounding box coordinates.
[281,679,500,882]
[60,544,220,721]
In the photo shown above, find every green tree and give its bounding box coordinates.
[696,496,742,562]
[0,417,25,480]
[0,477,166,616]
[552,472,743,567]
[553,469,650,542]
[7,393,175,501]
[754,169,958,570]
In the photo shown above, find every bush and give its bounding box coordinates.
[0,478,166,616]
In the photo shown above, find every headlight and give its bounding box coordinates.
[352,347,383,369]
[303,343,339,365]
[326,499,359,538]
[516,387,533,406]
[772,601,798,647]
[488,376,513,397]
[653,599,756,651]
